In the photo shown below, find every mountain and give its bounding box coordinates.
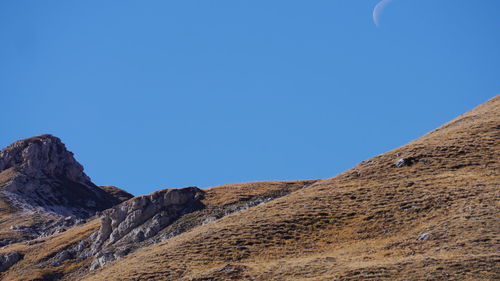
[0,135,131,246]
[0,96,498,280]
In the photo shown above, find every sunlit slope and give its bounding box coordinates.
[86,96,499,281]
[0,180,314,281]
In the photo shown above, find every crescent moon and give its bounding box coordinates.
[373,0,394,27]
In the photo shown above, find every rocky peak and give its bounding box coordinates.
[0,134,91,184]
[0,134,122,218]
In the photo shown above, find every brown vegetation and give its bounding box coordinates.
[98,186,134,203]
[0,96,498,280]
[0,221,99,281]
[84,96,499,280]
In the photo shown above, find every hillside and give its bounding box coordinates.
[0,135,132,250]
[0,95,498,280]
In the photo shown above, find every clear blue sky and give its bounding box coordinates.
[1,1,499,195]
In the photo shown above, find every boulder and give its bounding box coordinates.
[395,157,416,168]
[417,232,431,241]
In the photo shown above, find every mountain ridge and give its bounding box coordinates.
[0,134,125,217]
[0,134,131,249]
[0,95,498,280]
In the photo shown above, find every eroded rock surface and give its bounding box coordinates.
[0,135,91,183]
[88,187,204,269]
[0,134,122,218]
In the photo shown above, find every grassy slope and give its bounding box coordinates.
[98,186,134,202]
[83,96,500,281]
[0,221,100,281]
[0,181,315,280]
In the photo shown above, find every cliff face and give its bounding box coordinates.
[88,187,204,269]
[0,134,121,218]
[0,134,91,185]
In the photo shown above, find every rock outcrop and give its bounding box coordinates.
[0,252,23,272]
[0,134,91,184]
[395,157,416,168]
[0,134,122,218]
[88,187,204,269]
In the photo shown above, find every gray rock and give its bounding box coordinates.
[0,134,123,219]
[92,187,203,250]
[90,252,115,271]
[395,157,415,168]
[88,187,204,269]
[0,252,23,272]
[202,216,217,225]
[417,232,431,241]
[0,239,15,248]
[51,250,73,266]
[0,134,90,183]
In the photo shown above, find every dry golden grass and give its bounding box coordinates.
[98,185,134,203]
[1,96,498,281]
[0,220,99,281]
[0,180,50,246]
[0,180,315,280]
[202,180,317,207]
[82,96,499,280]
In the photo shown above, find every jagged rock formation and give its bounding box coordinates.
[74,182,310,271]
[0,134,122,218]
[92,187,203,247]
[0,180,312,280]
[0,135,312,277]
[0,134,91,184]
[28,183,303,273]
[85,181,317,271]
[88,187,204,269]
[0,135,131,247]
[10,215,82,238]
